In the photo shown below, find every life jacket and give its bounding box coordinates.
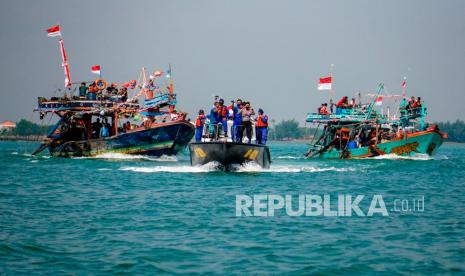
[320,106,328,114]
[195,115,206,127]
[256,115,268,127]
[217,105,228,118]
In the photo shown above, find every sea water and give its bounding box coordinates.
[0,141,464,274]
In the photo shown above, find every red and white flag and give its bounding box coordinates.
[91,65,101,75]
[318,76,332,90]
[58,39,71,87]
[46,25,61,37]
[375,95,383,106]
[153,70,163,77]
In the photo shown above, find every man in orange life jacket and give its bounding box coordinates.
[217,99,228,136]
[195,109,206,142]
[255,108,269,145]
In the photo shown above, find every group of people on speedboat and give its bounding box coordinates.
[194,97,269,145]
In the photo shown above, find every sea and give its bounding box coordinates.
[0,140,464,275]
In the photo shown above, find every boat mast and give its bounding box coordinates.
[365,83,384,120]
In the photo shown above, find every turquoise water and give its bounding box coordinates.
[0,141,464,274]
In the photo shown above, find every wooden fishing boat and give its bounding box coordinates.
[304,84,446,159]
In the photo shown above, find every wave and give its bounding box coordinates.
[119,162,221,173]
[274,155,303,160]
[372,153,433,161]
[78,153,178,162]
[120,162,355,174]
[233,162,356,173]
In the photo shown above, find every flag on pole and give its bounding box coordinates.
[58,39,71,87]
[153,70,163,77]
[91,65,101,75]
[375,95,383,106]
[318,76,332,90]
[46,25,61,37]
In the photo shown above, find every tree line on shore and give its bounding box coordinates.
[1,118,465,142]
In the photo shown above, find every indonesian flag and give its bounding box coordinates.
[318,76,332,90]
[91,65,101,75]
[46,25,61,37]
[375,95,383,106]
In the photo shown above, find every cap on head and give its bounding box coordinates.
[258,108,264,114]
[219,98,224,104]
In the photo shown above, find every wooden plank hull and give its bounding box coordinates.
[315,130,444,159]
[48,121,194,157]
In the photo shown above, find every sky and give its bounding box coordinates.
[0,0,464,124]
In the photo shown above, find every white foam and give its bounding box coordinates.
[372,153,433,161]
[275,155,302,160]
[11,152,18,155]
[119,162,221,173]
[229,162,355,173]
[83,153,178,162]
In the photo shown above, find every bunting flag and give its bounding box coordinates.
[46,25,61,37]
[58,39,71,87]
[401,78,407,89]
[318,76,332,90]
[375,95,383,106]
[91,65,101,75]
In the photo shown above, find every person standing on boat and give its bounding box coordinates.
[100,122,110,138]
[217,99,228,137]
[195,109,206,142]
[210,101,222,139]
[232,99,243,142]
[238,102,255,143]
[79,82,88,99]
[255,108,268,145]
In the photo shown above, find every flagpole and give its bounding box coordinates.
[329,64,334,104]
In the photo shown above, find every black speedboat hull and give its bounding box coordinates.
[189,142,271,169]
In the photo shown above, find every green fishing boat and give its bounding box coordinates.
[304,84,446,159]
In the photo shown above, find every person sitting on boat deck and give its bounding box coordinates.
[119,87,128,102]
[336,96,349,114]
[124,121,131,133]
[255,108,268,145]
[195,109,206,142]
[238,102,255,143]
[79,82,88,99]
[92,118,103,138]
[100,122,110,138]
[319,103,330,115]
[347,139,358,150]
[349,98,356,108]
[232,99,243,142]
[87,83,97,100]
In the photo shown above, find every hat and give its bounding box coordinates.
[219,98,224,104]
[258,108,264,114]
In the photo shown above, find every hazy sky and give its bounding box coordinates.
[1,0,464,123]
